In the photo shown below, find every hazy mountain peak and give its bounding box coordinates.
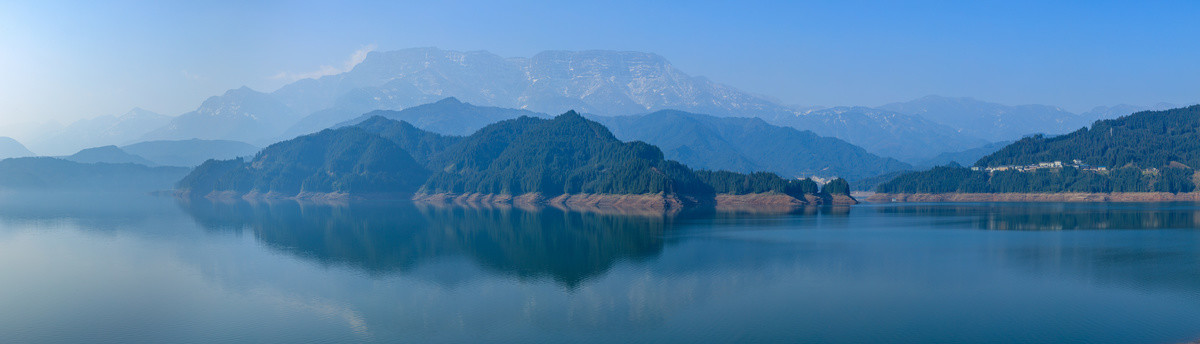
[219,86,266,99]
[117,108,168,122]
[332,96,549,136]
[769,106,987,162]
[881,95,1085,142]
[141,85,299,144]
[65,145,155,166]
[272,48,793,129]
[0,137,36,159]
[594,110,912,180]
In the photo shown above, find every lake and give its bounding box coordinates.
[1,193,1199,343]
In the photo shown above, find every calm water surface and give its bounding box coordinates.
[1,193,1199,343]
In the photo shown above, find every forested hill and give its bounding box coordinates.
[976,105,1200,169]
[177,126,430,198]
[420,111,714,197]
[178,111,845,202]
[876,105,1200,195]
[354,116,462,168]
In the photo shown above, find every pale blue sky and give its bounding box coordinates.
[1,0,1198,125]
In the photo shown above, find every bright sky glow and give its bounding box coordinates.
[1,0,1198,127]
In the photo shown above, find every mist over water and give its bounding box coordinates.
[1,193,1198,343]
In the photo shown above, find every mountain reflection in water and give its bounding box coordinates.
[177,199,675,286]
[3,194,1199,343]
[874,202,1200,230]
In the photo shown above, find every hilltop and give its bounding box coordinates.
[178,112,854,209]
[871,105,1200,201]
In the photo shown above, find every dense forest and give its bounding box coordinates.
[695,170,819,198]
[419,111,713,196]
[976,105,1200,169]
[877,105,1200,194]
[877,165,1196,194]
[178,112,847,201]
[178,127,430,197]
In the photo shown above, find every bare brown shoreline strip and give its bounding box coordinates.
[868,192,1200,203]
[179,190,859,209]
[412,192,858,208]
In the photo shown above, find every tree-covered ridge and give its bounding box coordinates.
[421,111,713,197]
[976,105,1200,169]
[179,111,845,202]
[355,115,462,168]
[875,105,1200,195]
[877,165,1196,194]
[178,126,429,196]
[695,170,819,198]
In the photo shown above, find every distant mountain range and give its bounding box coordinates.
[765,106,990,162]
[4,48,1188,167]
[0,137,35,159]
[593,110,912,180]
[879,96,1086,142]
[273,48,791,121]
[333,97,549,136]
[24,108,171,156]
[140,87,300,145]
[333,98,906,180]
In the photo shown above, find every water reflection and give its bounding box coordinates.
[875,202,1200,230]
[177,199,670,286]
[2,196,1200,343]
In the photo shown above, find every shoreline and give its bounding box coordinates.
[178,190,859,210]
[412,192,858,209]
[868,192,1200,203]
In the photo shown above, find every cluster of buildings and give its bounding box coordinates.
[970,160,1109,173]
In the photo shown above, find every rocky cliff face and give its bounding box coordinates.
[273,48,791,122]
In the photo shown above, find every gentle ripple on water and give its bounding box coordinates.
[0,194,1198,343]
